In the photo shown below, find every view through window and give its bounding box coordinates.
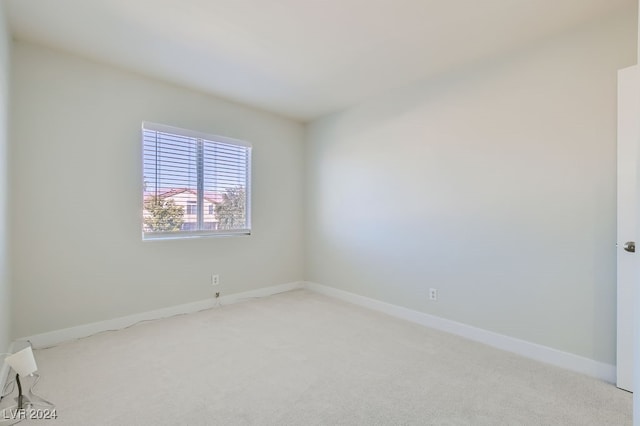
[142,122,252,240]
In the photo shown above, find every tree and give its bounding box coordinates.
[215,187,246,230]
[144,196,185,232]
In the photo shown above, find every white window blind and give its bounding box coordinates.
[142,122,251,240]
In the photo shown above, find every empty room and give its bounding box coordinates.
[0,0,639,424]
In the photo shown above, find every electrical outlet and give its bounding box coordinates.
[211,274,220,286]
[429,288,438,301]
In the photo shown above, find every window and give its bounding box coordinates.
[186,201,197,216]
[142,122,251,240]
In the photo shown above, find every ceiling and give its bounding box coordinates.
[5,0,636,121]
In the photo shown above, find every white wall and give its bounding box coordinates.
[10,41,305,338]
[306,10,637,365]
[0,3,11,352]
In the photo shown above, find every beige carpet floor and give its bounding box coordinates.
[1,289,632,425]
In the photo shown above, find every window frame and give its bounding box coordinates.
[186,201,197,216]
[142,122,252,241]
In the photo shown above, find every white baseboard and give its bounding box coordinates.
[16,280,615,383]
[20,282,304,349]
[302,281,616,383]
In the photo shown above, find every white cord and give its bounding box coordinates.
[0,354,14,401]
[35,295,246,351]
[0,374,55,426]
[1,379,14,399]
[1,345,55,424]
[26,374,54,409]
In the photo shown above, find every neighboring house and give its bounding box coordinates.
[143,188,221,231]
